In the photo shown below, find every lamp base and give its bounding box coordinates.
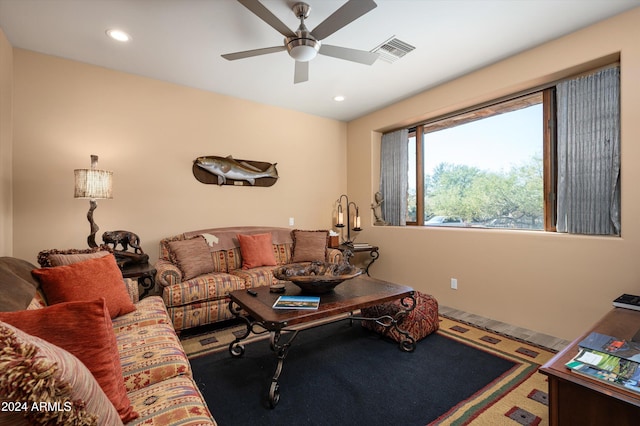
[86,199,99,248]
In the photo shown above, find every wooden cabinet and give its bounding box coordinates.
[539,308,640,425]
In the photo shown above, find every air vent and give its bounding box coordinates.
[371,37,415,63]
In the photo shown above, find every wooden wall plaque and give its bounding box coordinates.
[192,156,279,187]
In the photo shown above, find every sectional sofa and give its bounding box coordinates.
[0,253,216,425]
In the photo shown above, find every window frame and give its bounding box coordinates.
[407,88,556,231]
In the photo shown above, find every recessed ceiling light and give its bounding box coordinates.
[106,29,131,42]
[333,95,346,102]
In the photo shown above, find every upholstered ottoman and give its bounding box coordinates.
[361,291,439,343]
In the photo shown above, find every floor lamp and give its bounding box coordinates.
[74,155,113,248]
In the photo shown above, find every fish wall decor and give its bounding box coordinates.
[193,155,279,187]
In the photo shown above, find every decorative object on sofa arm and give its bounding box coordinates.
[102,230,149,267]
[193,155,279,186]
[334,194,361,244]
[74,154,113,248]
[272,261,362,294]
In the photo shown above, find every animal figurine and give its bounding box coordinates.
[102,230,144,254]
[194,155,278,185]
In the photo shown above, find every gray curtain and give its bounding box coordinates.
[380,129,409,226]
[556,66,620,235]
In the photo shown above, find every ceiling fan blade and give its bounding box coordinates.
[237,0,296,37]
[319,44,379,65]
[222,46,286,61]
[294,61,309,84]
[310,0,377,41]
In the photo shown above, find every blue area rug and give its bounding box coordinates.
[190,320,518,426]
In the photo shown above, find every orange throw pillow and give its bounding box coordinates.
[0,299,138,423]
[237,233,277,270]
[31,254,135,319]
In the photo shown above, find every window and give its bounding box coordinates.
[407,91,552,230]
[383,65,620,234]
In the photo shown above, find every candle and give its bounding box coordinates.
[338,211,344,226]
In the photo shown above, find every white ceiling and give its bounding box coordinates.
[1,0,638,122]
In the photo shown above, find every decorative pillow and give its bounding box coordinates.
[0,299,137,423]
[237,233,277,270]
[0,321,124,426]
[31,254,135,319]
[168,236,215,280]
[47,250,110,267]
[291,230,329,262]
[37,246,112,267]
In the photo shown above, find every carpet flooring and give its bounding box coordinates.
[184,316,556,425]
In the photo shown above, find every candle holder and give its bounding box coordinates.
[335,194,361,244]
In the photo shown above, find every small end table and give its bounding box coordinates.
[121,262,157,299]
[338,243,379,276]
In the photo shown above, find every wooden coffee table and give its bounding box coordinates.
[227,275,416,408]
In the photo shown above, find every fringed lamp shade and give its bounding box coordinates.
[74,169,113,199]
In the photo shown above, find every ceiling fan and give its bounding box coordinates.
[222,0,379,84]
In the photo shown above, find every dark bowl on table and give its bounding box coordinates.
[272,262,363,294]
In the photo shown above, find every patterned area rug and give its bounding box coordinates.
[180,315,555,425]
[432,316,554,425]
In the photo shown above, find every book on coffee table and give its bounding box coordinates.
[272,295,320,310]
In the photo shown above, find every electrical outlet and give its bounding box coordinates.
[289,217,295,226]
[451,278,458,290]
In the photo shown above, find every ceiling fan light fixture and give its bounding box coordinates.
[286,38,320,62]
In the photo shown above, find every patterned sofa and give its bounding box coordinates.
[0,254,216,425]
[155,227,342,332]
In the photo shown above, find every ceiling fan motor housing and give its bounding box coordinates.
[286,2,320,62]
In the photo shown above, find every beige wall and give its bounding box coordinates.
[5,8,640,340]
[348,8,640,341]
[0,29,12,256]
[11,50,347,264]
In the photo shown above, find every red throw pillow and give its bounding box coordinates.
[237,233,277,269]
[32,254,135,319]
[0,299,138,423]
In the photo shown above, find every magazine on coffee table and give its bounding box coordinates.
[273,295,320,310]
